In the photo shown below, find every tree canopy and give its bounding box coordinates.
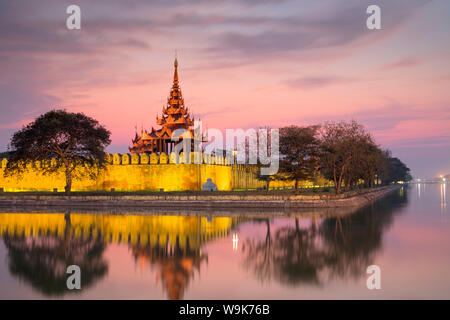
[279,125,320,194]
[275,121,412,194]
[380,156,412,184]
[4,109,111,194]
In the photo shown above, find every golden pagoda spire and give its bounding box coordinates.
[129,52,200,154]
[173,51,179,85]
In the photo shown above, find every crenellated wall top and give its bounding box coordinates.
[0,152,234,168]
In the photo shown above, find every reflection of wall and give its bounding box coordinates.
[2,213,109,297]
[0,212,236,300]
[0,213,235,250]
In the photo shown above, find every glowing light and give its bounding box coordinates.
[232,232,239,251]
[441,183,447,209]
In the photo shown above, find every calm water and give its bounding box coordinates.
[0,184,449,300]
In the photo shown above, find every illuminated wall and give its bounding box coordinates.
[0,152,295,192]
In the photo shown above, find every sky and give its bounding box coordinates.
[0,0,449,178]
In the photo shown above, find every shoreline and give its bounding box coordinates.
[0,185,401,209]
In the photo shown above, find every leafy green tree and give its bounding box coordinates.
[4,110,111,194]
[279,125,320,194]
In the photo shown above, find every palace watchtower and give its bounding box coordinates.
[129,58,198,154]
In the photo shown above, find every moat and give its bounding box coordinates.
[0,184,449,299]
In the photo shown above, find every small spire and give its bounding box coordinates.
[173,51,179,84]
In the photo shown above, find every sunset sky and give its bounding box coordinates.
[0,0,449,178]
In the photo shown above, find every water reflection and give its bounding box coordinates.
[0,213,235,299]
[441,183,447,209]
[242,190,408,286]
[242,217,323,285]
[126,216,234,299]
[417,182,421,199]
[2,213,108,296]
[0,188,409,299]
[130,239,206,300]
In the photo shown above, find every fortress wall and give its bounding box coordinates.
[0,153,262,192]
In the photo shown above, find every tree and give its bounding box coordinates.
[255,171,284,193]
[278,125,320,194]
[342,137,383,190]
[245,127,283,192]
[4,110,111,194]
[0,151,12,159]
[381,156,412,184]
[319,121,376,194]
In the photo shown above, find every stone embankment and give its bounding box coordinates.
[0,185,401,210]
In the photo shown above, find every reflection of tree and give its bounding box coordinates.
[131,236,207,300]
[244,217,327,285]
[271,218,326,285]
[321,190,408,279]
[243,190,408,286]
[3,213,108,296]
[242,219,273,281]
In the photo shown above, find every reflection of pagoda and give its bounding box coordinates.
[131,241,206,300]
[129,57,198,154]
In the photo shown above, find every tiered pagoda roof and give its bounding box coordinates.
[155,58,194,130]
[129,57,197,154]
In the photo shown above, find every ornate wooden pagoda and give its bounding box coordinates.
[129,57,199,154]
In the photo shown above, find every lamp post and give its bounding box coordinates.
[232,150,238,190]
